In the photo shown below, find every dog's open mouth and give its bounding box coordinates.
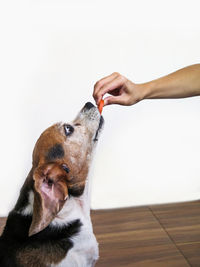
[94,116,104,142]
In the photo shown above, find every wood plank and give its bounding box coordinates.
[150,201,200,244]
[91,207,189,266]
[177,242,200,267]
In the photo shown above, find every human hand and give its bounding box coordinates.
[93,72,144,106]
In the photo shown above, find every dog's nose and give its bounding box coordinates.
[84,102,95,110]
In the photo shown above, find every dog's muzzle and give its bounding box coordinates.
[82,102,104,141]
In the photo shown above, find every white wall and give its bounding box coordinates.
[0,0,200,215]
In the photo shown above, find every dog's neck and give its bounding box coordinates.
[70,176,92,216]
[50,176,92,227]
[77,178,91,215]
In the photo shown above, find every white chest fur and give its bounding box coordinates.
[52,227,98,267]
[51,194,99,267]
[20,180,99,266]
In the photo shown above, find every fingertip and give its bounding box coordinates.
[103,99,108,106]
[93,93,97,103]
[95,96,101,106]
[93,91,100,104]
[104,96,113,106]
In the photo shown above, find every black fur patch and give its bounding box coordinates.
[45,143,64,161]
[0,211,82,266]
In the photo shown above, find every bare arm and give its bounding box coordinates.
[93,64,200,106]
[144,64,200,99]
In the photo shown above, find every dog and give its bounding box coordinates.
[0,102,104,267]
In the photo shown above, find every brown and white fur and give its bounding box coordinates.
[0,102,104,267]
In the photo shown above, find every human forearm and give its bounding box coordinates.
[142,64,200,100]
[93,64,200,106]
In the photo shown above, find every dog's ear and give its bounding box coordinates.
[29,163,68,236]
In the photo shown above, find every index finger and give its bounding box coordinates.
[95,75,126,105]
[93,72,119,103]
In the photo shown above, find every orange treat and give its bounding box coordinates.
[98,99,104,114]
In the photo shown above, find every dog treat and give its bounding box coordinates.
[98,99,104,114]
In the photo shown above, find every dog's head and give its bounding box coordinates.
[28,102,104,236]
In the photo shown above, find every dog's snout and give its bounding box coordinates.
[84,102,95,110]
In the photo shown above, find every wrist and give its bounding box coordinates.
[133,81,155,102]
[139,80,158,100]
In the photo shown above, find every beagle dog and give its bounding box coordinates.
[0,102,104,267]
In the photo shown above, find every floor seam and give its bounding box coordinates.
[148,206,192,267]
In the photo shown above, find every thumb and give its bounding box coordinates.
[104,95,125,106]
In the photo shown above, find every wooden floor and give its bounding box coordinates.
[0,201,200,266]
[91,201,200,267]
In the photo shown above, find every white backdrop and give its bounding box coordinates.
[0,0,200,215]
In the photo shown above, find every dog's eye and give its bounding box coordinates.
[62,164,70,173]
[64,124,74,136]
